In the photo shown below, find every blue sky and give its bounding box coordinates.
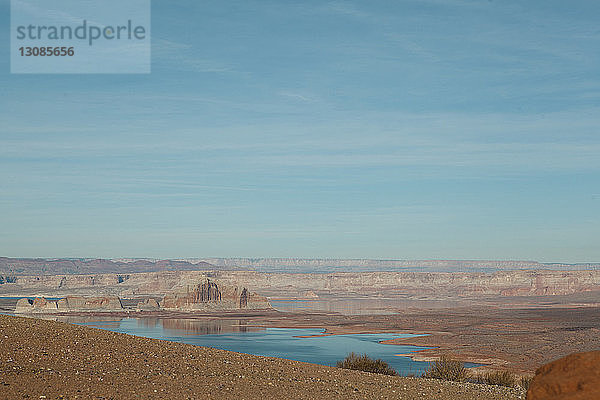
[1,0,599,261]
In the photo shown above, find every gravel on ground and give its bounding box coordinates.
[0,314,524,400]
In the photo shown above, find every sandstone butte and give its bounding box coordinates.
[161,278,271,310]
[527,351,600,400]
[15,295,123,313]
[14,278,271,313]
[0,314,524,400]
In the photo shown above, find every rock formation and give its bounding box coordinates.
[136,298,160,311]
[201,258,600,273]
[15,296,123,313]
[15,297,58,313]
[4,269,600,303]
[161,278,271,310]
[208,270,600,299]
[527,350,600,400]
[57,296,123,311]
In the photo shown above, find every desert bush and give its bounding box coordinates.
[422,355,469,382]
[519,375,533,390]
[336,352,398,376]
[475,370,516,387]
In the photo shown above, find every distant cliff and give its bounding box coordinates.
[209,270,600,298]
[2,269,600,300]
[200,258,600,273]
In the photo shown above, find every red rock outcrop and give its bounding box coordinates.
[527,351,600,400]
[161,278,271,310]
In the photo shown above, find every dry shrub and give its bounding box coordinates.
[475,370,517,387]
[336,352,398,376]
[422,355,469,382]
[519,375,533,390]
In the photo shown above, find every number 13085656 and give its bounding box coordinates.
[19,46,74,56]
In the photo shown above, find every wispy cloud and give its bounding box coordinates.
[322,1,371,19]
[152,38,234,73]
[277,91,316,103]
[3,109,600,174]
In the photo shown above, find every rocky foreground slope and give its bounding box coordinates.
[0,314,523,400]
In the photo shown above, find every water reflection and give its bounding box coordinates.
[54,316,263,335]
[159,318,261,335]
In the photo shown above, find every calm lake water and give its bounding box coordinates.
[76,317,434,375]
[269,299,400,315]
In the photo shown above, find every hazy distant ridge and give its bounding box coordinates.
[199,258,600,273]
[0,258,221,275]
[1,257,599,275]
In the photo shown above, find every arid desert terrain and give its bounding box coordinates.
[0,314,525,399]
[2,257,600,398]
